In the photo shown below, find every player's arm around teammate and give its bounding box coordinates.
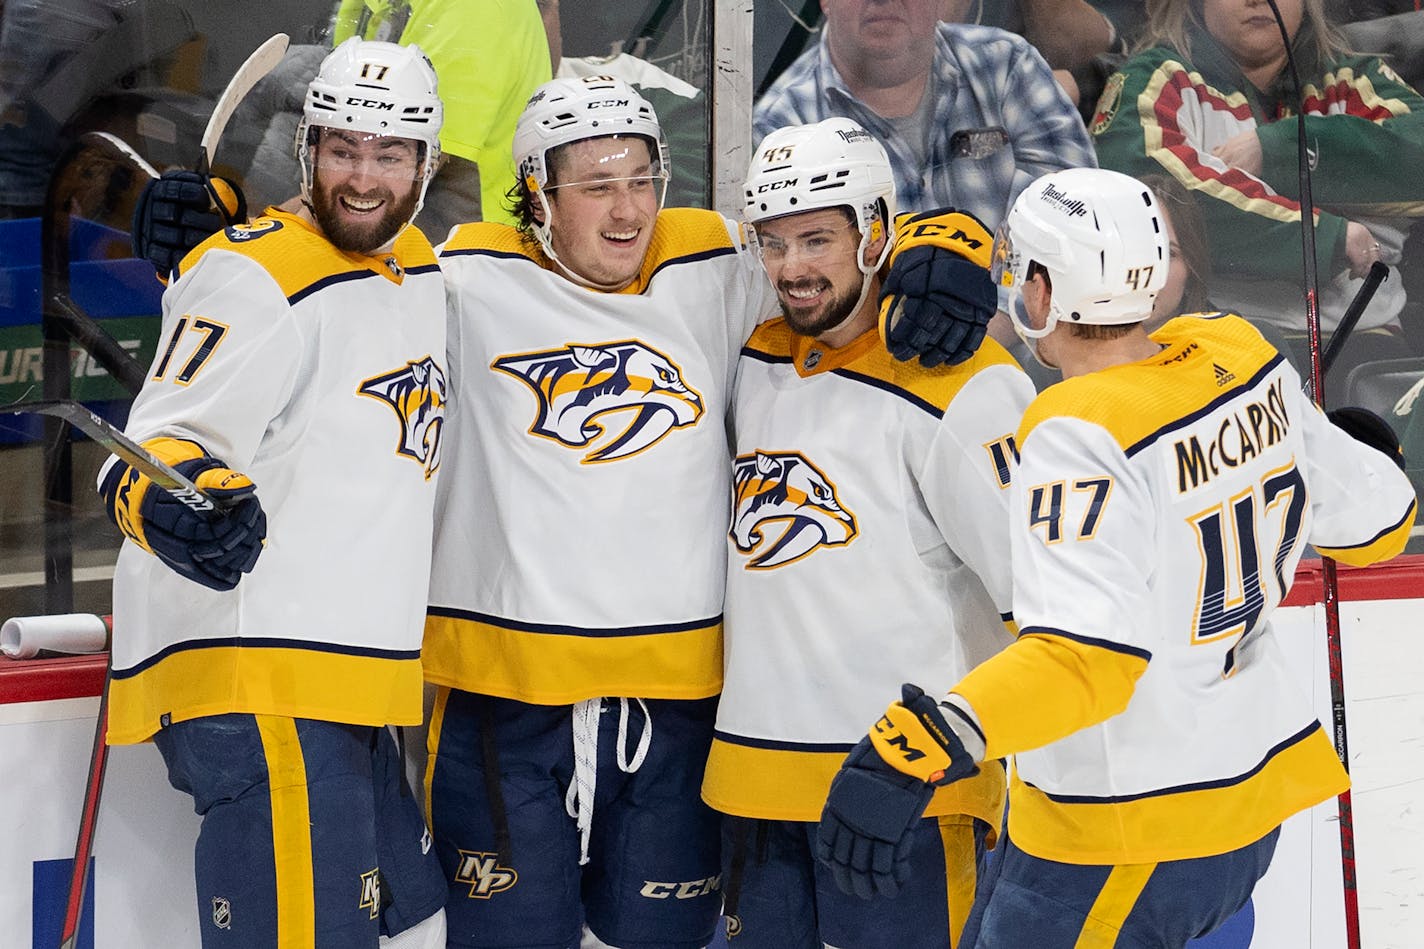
[702,118,1034,949]
[818,168,1417,949]
[100,39,451,949]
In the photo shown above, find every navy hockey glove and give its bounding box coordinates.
[101,438,266,591]
[817,683,983,900]
[880,209,997,368]
[1328,406,1405,470]
[132,169,246,279]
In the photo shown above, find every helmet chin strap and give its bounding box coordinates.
[821,225,892,337]
[1006,285,1062,369]
[531,192,640,292]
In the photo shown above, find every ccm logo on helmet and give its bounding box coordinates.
[587,98,631,108]
[756,179,796,193]
[346,97,395,110]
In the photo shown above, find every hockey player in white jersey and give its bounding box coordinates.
[99,39,448,949]
[423,76,1005,948]
[816,167,1418,947]
[701,117,1035,947]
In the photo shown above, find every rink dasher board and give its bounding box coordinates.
[0,560,1420,948]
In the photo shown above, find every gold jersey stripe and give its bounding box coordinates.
[422,614,722,704]
[700,736,1005,826]
[744,321,1022,416]
[441,208,738,295]
[1007,724,1347,865]
[1317,499,1417,566]
[1017,315,1280,453]
[107,647,424,744]
[181,210,437,297]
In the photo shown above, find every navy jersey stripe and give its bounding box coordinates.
[112,637,421,679]
[426,606,722,638]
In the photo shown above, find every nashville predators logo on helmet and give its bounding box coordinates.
[731,451,857,569]
[357,355,447,479]
[492,340,704,464]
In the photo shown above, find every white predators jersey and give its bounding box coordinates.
[103,211,446,744]
[702,321,1034,823]
[954,315,1417,864]
[425,210,778,704]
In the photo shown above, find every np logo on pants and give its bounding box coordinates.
[455,851,518,898]
[360,869,382,919]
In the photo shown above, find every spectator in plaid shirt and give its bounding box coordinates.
[753,0,1096,234]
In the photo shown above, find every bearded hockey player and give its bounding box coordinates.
[702,117,1034,947]
[100,38,449,949]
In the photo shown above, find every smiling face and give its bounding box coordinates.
[757,207,873,340]
[308,127,422,254]
[542,136,660,291]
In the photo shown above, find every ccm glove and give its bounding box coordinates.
[132,169,246,279]
[817,683,984,900]
[100,438,266,591]
[880,209,997,369]
[1328,406,1405,470]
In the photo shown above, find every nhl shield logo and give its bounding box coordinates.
[492,339,704,464]
[211,896,232,930]
[358,355,448,479]
[731,451,857,569]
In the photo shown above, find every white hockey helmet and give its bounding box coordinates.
[297,38,443,218]
[511,75,669,282]
[743,117,897,278]
[993,167,1169,341]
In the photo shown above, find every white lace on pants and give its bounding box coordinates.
[564,697,652,865]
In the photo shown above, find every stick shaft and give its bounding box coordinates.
[57,673,110,949]
[5,399,216,512]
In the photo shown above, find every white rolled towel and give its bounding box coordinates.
[1,613,109,659]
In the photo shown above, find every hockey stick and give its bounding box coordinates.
[5,399,222,513]
[3,401,224,949]
[57,666,109,949]
[1321,261,1390,380]
[196,32,290,176]
[87,131,160,181]
[1265,3,1360,945]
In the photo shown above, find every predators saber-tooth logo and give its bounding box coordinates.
[493,340,704,463]
[731,451,857,569]
[455,851,518,899]
[357,355,447,479]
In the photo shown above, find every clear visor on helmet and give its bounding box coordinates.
[747,220,859,266]
[311,128,426,182]
[540,136,668,204]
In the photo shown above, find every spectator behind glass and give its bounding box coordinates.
[754,0,1097,235]
[1141,173,1213,332]
[1092,0,1424,383]
[940,0,1126,104]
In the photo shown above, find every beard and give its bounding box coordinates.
[776,276,864,338]
[311,177,420,254]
